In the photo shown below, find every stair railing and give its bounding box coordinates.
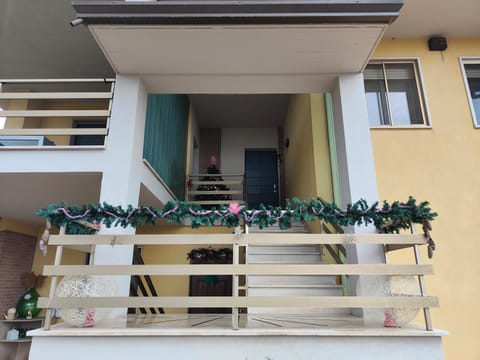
[128,246,165,315]
[186,173,244,207]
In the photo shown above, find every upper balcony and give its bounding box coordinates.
[0,79,114,149]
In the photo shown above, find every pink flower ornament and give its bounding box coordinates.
[82,308,96,328]
[228,203,244,216]
[384,309,400,328]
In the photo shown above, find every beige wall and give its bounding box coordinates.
[370,38,480,360]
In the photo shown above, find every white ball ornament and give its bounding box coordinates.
[387,275,421,326]
[55,275,117,327]
[356,275,420,326]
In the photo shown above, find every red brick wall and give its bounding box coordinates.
[0,231,36,314]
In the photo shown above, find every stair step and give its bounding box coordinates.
[248,275,337,286]
[247,254,325,263]
[248,245,320,254]
[248,228,309,233]
[248,307,352,316]
[248,284,343,289]
[248,287,343,297]
[247,223,308,233]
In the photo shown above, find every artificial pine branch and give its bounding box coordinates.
[36,197,437,234]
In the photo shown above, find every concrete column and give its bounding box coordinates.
[331,74,386,309]
[93,76,148,309]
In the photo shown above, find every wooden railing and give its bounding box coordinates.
[39,231,438,330]
[0,79,114,148]
[186,173,244,206]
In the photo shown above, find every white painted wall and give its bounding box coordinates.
[220,128,278,174]
[332,73,385,315]
[30,334,445,360]
[93,76,148,313]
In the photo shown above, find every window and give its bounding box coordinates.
[462,61,480,127]
[364,60,429,127]
[70,120,106,146]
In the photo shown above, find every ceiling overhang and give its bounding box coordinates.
[72,1,403,26]
[88,24,387,93]
[73,1,402,93]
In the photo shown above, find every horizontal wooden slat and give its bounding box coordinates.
[190,180,243,185]
[0,78,115,83]
[47,233,427,246]
[43,264,433,276]
[48,234,239,246]
[0,128,108,136]
[0,110,109,117]
[242,233,428,245]
[0,92,112,100]
[189,200,239,205]
[188,190,242,195]
[191,173,244,177]
[38,295,439,309]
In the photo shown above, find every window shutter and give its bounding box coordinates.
[465,64,480,78]
[364,65,384,80]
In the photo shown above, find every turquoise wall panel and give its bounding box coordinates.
[143,94,189,200]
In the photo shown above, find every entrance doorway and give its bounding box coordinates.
[244,150,279,209]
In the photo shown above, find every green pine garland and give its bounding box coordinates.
[36,196,437,234]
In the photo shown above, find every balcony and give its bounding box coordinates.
[37,229,438,327]
[28,229,446,359]
[27,195,446,359]
[0,79,114,149]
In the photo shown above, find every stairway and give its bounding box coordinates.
[246,222,348,315]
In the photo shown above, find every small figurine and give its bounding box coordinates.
[4,308,17,320]
[26,310,32,320]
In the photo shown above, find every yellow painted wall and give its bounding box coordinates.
[283,94,334,234]
[371,38,480,360]
[284,94,333,203]
[310,94,334,204]
[0,218,38,236]
[137,225,232,313]
[3,97,108,146]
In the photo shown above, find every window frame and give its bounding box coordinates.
[364,58,431,129]
[459,57,480,129]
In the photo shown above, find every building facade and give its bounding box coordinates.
[0,0,479,359]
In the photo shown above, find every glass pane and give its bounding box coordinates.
[385,63,424,125]
[364,64,390,126]
[465,64,480,126]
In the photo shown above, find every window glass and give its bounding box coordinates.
[464,64,480,126]
[364,61,427,127]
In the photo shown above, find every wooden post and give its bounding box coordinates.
[410,223,433,331]
[231,227,241,330]
[44,226,65,330]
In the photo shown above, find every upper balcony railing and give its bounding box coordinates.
[0,79,114,149]
[186,173,245,207]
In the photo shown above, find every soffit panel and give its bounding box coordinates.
[90,25,386,79]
